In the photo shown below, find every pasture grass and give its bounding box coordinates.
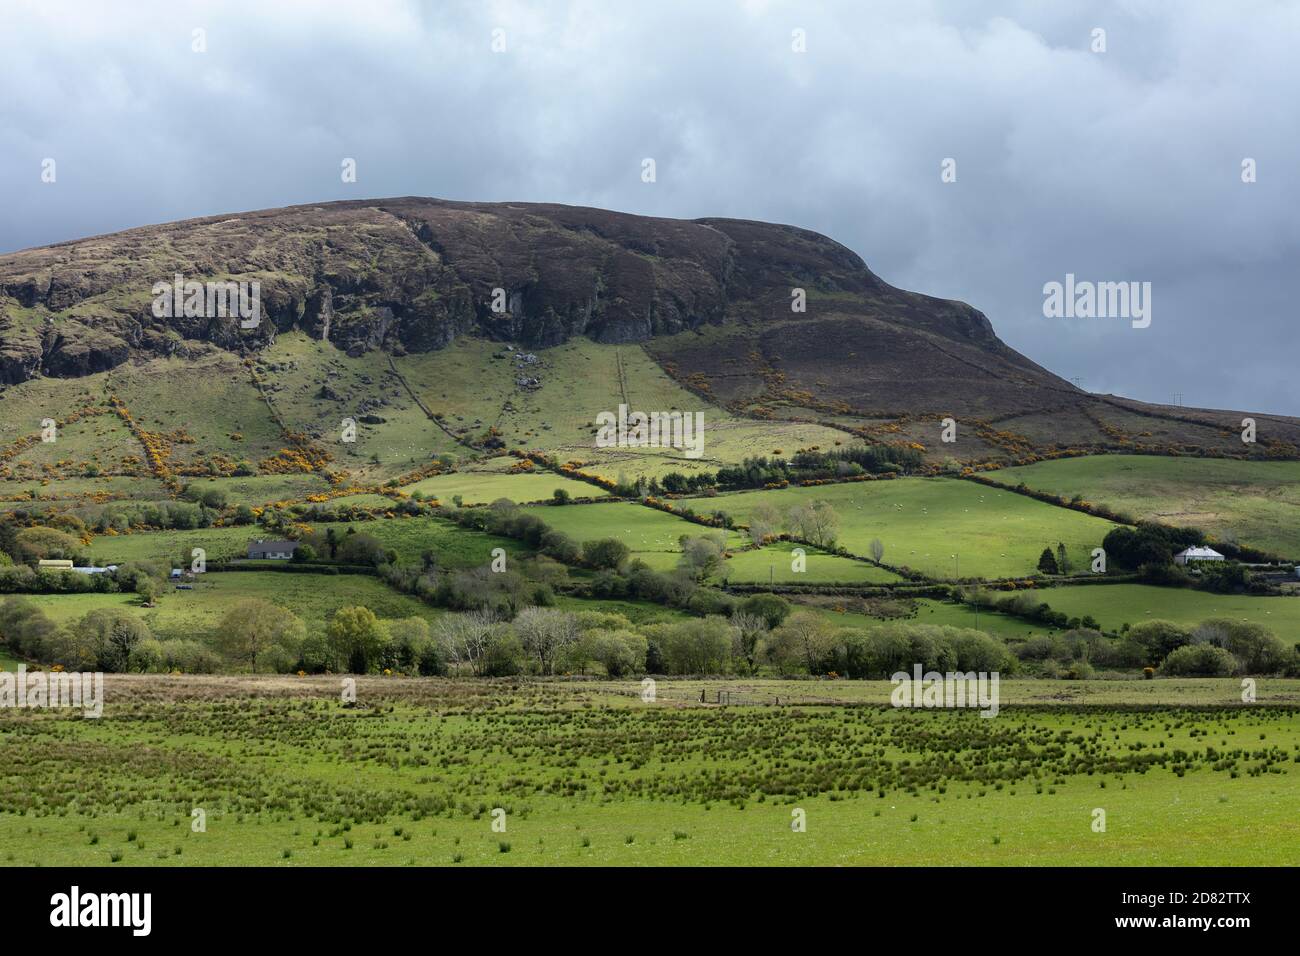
[723,541,902,585]
[0,676,1295,866]
[522,501,746,561]
[402,469,608,505]
[714,477,1118,579]
[20,571,445,636]
[1035,583,1300,635]
[89,516,522,568]
[988,455,1300,558]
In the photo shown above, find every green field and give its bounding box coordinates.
[0,676,1295,866]
[602,676,1300,707]
[0,374,109,457]
[22,571,444,637]
[402,469,608,505]
[1035,583,1300,635]
[89,524,258,566]
[179,473,333,505]
[522,501,746,563]
[1,413,139,479]
[909,599,1046,640]
[89,516,521,569]
[989,455,1300,557]
[724,542,902,585]
[714,478,1118,580]
[0,476,173,513]
[810,601,1045,641]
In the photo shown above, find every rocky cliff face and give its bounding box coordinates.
[0,197,1043,388]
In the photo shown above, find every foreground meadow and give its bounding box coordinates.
[1,676,1295,866]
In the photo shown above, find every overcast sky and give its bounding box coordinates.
[2,0,1297,414]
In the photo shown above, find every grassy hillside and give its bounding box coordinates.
[523,501,746,562]
[264,333,458,482]
[401,468,607,505]
[713,478,1118,579]
[811,601,1044,641]
[988,455,1300,557]
[397,337,856,481]
[108,352,288,475]
[1035,583,1300,635]
[23,571,444,636]
[88,516,522,568]
[724,542,902,585]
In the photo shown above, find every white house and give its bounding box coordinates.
[1174,546,1225,566]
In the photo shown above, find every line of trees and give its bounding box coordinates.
[639,444,924,496]
[1013,617,1300,678]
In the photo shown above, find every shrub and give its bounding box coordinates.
[1192,618,1290,674]
[1161,644,1236,677]
[737,593,791,630]
[585,628,647,677]
[539,530,581,564]
[74,608,152,672]
[11,527,88,564]
[1102,523,1202,571]
[0,597,63,662]
[212,599,306,673]
[1062,660,1094,680]
[133,639,208,673]
[1125,620,1192,665]
[482,631,524,677]
[298,633,333,674]
[127,638,166,673]
[388,617,446,676]
[645,617,732,675]
[582,538,631,570]
[326,605,391,674]
[685,588,735,617]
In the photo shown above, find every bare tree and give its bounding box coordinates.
[789,500,839,549]
[513,607,578,675]
[437,609,501,677]
[870,538,884,563]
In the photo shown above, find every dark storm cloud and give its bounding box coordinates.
[1,0,1296,413]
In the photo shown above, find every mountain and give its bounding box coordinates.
[2,197,1297,461]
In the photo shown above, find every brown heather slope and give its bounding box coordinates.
[1,197,1296,463]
